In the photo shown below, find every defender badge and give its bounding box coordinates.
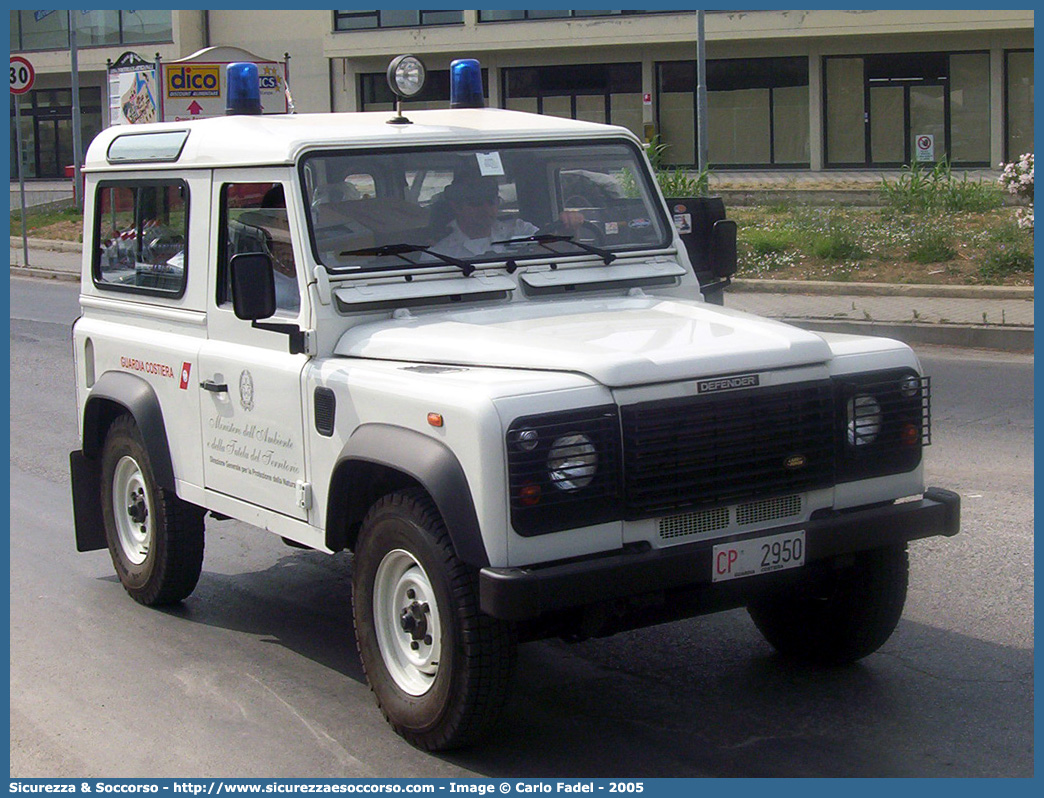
[697,374,760,394]
[239,370,254,411]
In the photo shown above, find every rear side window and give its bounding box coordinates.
[93,180,189,296]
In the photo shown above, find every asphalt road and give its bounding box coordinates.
[8,276,1034,777]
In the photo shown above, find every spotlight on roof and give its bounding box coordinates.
[386,54,427,125]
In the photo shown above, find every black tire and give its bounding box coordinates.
[747,544,909,665]
[100,415,205,606]
[351,489,517,751]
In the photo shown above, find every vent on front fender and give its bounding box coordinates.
[314,387,336,437]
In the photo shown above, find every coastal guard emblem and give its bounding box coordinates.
[239,370,255,411]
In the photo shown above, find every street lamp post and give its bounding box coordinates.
[696,10,709,175]
[69,10,84,208]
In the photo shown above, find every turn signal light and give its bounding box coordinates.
[427,412,444,428]
[900,423,921,447]
[519,484,541,506]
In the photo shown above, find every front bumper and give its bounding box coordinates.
[480,487,960,621]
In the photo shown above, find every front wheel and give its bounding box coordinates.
[747,544,909,665]
[100,415,205,606]
[352,489,516,751]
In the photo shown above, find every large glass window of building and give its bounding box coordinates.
[10,9,172,50]
[656,57,810,169]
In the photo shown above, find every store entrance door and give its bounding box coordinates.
[7,87,102,179]
[868,83,946,167]
[34,114,75,178]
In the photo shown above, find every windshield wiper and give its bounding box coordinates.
[339,243,475,276]
[491,233,616,266]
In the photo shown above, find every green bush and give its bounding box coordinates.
[812,230,863,260]
[940,173,1004,213]
[656,167,709,198]
[880,160,1003,213]
[979,246,1034,280]
[642,135,711,197]
[988,221,1029,246]
[908,224,956,263]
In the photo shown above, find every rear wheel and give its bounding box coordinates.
[748,544,909,665]
[100,415,205,606]
[352,489,516,751]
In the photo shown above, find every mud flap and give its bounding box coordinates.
[70,450,107,552]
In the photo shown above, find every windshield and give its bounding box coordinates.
[300,140,669,272]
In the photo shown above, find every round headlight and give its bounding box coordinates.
[847,394,882,446]
[547,433,597,491]
[387,54,426,98]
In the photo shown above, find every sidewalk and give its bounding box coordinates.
[10,237,1033,352]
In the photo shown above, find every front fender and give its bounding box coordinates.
[327,424,489,568]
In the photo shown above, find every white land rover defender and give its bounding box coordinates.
[70,57,960,751]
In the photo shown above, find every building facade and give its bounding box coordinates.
[10,9,1034,179]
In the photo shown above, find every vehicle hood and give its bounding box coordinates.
[333,297,832,387]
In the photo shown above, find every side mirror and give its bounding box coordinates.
[230,252,276,321]
[709,219,737,279]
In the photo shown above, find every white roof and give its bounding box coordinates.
[84,108,640,171]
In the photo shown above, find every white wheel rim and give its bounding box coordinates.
[112,455,152,566]
[372,549,442,696]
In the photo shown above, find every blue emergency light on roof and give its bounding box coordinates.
[226,62,262,116]
[449,59,485,109]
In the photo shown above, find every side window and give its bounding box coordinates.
[93,181,188,296]
[219,182,300,314]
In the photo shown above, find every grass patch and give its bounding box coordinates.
[745,227,797,255]
[10,203,84,242]
[811,229,863,260]
[987,221,1029,246]
[732,205,1032,286]
[907,224,956,263]
[979,246,1034,281]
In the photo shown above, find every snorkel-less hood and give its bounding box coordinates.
[334,297,832,388]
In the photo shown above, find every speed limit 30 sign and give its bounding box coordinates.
[10,55,35,95]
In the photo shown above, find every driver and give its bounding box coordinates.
[431,175,584,260]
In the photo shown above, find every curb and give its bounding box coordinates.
[9,236,82,253]
[731,278,1033,300]
[712,188,1026,208]
[10,265,80,283]
[786,318,1034,353]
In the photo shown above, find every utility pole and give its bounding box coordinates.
[696,10,709,175]
[69,10,84,208]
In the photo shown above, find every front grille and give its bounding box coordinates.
[659,506,730,540]
[736,493,803,526]
[657,494,803,542]
[621,381,835,518]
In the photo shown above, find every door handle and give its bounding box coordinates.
[200,379,228,393]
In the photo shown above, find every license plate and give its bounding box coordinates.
[712,530,806,583]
